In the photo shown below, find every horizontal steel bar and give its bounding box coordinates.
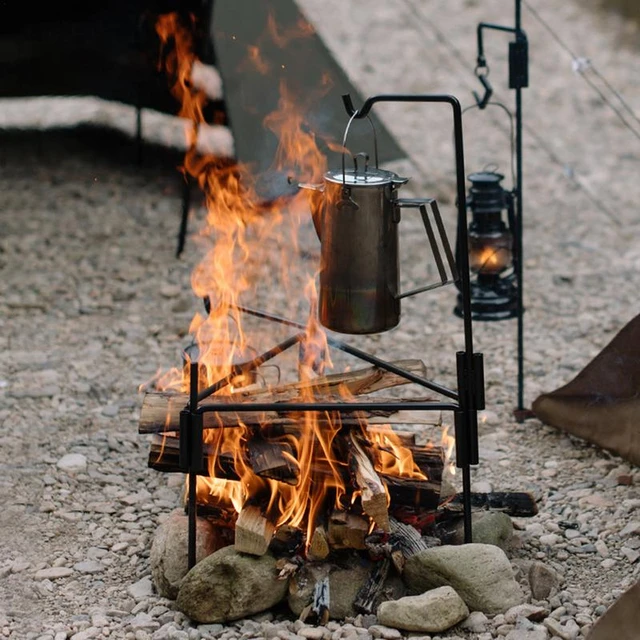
[195,401,460,415]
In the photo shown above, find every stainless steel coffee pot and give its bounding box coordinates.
[299,118,457,335]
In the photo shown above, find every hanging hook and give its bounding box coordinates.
[473,65,493,110]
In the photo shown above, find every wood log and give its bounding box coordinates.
[349,432,390,533]
[184,503,238,529]
[147,432,444,491]
[380,474,441,511]
[353,557,391,615]
[270,524,304,556]
[246,434,299,485]
[388,518,432,572]
[366,426,416,446]
[390,490,539,533]
[327,510,369,550]
[236,358,428,399]
[138,392,442,435]
[234,506,275,556]
[148,433,240,478]
[308,525,330,561]
[408,445,445,483]
[442,491,538,517]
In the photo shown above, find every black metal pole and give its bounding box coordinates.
[473,0,527,415]
[515,87,524,412]
[187,361,199,570]
[514,0,525,413]
[177,176,191,258]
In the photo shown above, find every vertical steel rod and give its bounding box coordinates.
[515,87,524,411]
[515,0,525,412]
[187,361,199,570]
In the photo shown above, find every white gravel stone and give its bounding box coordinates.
[128,577,155,601]
[34,567,74,580]
[620,521,640,536]
[56,454,88,473]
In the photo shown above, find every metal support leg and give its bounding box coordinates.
[180,361,203,570]
[176,176,191,258]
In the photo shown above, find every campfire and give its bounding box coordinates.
[138,9,537,627]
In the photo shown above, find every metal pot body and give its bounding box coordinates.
[318,173,400,334]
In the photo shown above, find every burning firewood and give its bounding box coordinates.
[380,474,441,511]
[138,358,438,436]
[139,393,442,434]
[326,510,369,550]
[348,432,390,533]
[234,505,275,556]
[246,433,299,485]
[308,525,330,561]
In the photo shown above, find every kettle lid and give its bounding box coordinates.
[325,167,402,186]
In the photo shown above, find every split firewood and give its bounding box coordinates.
[353,557,391,614]
[138,392,442,435]
[406,445,446,483]
[184,503,238,529]
[308,525,330,561]
[270,525,305,555]
[312,576,330,626]
[388,517,432,572]
[148,433,240,478]
[234,505,275,556]
[442,491,539,517]
[246,433,299,484]
[149,432,444,488]
[348,432,390,533]
[235,358,428,399]
[366,426,417,446]
[380,474,441,511]
[327,510,369,550]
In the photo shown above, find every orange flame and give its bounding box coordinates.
[151,11,455,547]
[369,425,428,480]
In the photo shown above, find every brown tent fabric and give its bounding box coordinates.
[532,313,640,466]
[586,580,640,640]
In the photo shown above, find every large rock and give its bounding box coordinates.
[450,512,515,550]
[150,509,225,599]
[403,543,524,614]
[176,546,289,623]
[377,586,469,633]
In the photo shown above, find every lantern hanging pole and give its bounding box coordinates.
[473,0,528,415]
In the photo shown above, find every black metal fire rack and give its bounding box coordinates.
[178,93,484,569]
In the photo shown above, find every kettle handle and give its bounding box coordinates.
[340,112,380,187]
[395,198,459,298]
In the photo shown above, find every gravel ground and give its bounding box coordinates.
[1,1,639,639]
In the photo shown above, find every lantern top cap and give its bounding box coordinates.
[467,171,505,186]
